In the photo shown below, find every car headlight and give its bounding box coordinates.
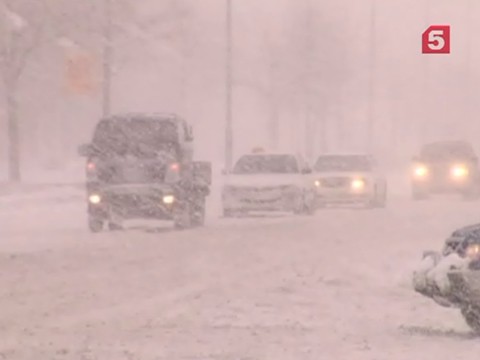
[465,244,480,259]
[451,164,469,178]
[413,165,428,178]
[466,244,480,269]
[314,180,321,187]
[351,178,366,190]
[88,194,101,204]
[162,195,175,204]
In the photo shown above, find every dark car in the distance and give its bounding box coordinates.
[411,140,480,200]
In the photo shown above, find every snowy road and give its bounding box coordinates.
[2,194,480,359]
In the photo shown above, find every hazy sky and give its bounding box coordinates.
[2,0,479,176]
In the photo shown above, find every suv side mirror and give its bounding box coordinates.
[193,161,212,186]
[78,143,93,157]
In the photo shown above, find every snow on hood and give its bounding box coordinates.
[429,253,469,294]
[224,174,300,187]
[413,252,470,295]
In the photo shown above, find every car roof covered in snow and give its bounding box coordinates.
[315,153,373,158]
[103,112,184,122]
[450,223,480,239]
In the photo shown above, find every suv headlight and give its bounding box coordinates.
[451,164,469,179]
[88,193,101,204]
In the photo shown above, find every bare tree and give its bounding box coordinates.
[284,1,353,159]
[0,1,45,182]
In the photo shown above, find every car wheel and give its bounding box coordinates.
[192,197,206,227]
[174,202,193,230]
[223,209,233,218]
[363,189,378,209]
[315,196,326,209]
[307,203,316,215]
[364,197,376,209]
[294,194,316,215]
[461,306,480,333]
[88,217,104,233]
[107,210,124,231]
[375,188,387,208]
[305,196,316,215]
[107,221,123,231]
[223,209,245,218]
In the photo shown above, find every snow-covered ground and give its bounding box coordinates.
[2,192,480,359]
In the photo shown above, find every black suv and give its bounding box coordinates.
[78,113,211,232]
[411,140,480,200]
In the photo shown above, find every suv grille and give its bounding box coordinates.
[321,177,351,188]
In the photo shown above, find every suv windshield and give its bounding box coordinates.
[233,154,299,174]
[314,155,372,172]
[92,117,180,158]
[420,142,475,161]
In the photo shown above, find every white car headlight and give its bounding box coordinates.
[451,164,469,179]
[413,165,429,178]
[466,244,480,259]
[350,178,366,191]
[88,194,101,204]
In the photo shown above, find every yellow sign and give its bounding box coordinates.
[64,51,96,95]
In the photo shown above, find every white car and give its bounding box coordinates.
[312,154,387,208]
[222,152,316,217]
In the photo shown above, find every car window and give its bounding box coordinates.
[232,155,299,174]
[92,117,180,158]
[313,155,372,172]
[420,142,475,160]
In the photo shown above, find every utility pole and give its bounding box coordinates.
[267,39,280,151]
[366,0,376,153]
[102,0,113,118]
[305,0,315,161]
[420,0,431,144]
[225,0,234,170]
[465,0,472,138]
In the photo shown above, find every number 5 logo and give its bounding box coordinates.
[422,25,450,54]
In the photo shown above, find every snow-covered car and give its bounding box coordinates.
[412,223,480,332]
[78,114,211,232]
[221,151,316,217]
[312,154,387,208]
